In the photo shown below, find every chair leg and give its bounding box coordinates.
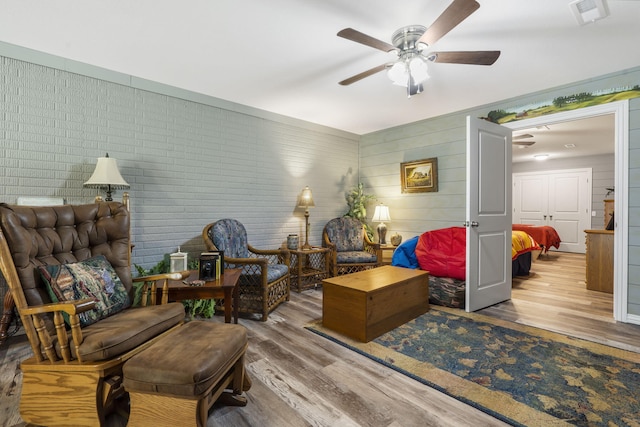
[218,354,249,407]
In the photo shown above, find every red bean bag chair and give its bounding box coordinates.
[415,226,466,280]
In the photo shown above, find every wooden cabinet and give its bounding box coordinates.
[584,229,614,293]
[379,245,396,265]
[604,199,614,228]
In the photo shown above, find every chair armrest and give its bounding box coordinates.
[322,232,335,249]
[364,232,378,246]
[247,245,291,266]
[21,298,98,364]
[224,255,268,268]
[364,239,381,262]
[21,298,97,316]
[364,241,380,250]
[133,271,191,283]
[248,245,287,257]
[133,271,191,306]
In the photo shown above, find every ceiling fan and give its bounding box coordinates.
[337,0,500,97]
[513,133,536,147]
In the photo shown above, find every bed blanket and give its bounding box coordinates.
[512,224,561,253]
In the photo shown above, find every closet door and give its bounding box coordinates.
[513,174,548,225]
[513,168,591,253]
[548,171,591,253]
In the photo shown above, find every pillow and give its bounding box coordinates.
[391,236,420,269]
[39,255,131,327]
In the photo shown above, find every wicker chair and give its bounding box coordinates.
[202,219,290,321]
[322,217,381,276]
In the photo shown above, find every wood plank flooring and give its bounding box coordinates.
[2,251,640,426]
[481,251,640,353]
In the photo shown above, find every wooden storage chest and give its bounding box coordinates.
[322,265,429,342]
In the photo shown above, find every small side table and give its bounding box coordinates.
[380,245,397,265]
[289,247,331,292]
[160,269,241,323]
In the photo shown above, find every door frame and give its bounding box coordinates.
[503,100,629,323]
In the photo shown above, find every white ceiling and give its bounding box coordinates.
[511,114,614,163]
[0,0,637,159]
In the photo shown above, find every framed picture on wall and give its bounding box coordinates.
[400,158,438,193]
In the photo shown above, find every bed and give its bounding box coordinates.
[391,227,540,309]
[512,224,561,253]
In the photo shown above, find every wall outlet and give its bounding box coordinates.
[592,210,597,217]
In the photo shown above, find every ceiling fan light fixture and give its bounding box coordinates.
[409,57,429,82]
[387,56,429,88]
[387,62,408,86]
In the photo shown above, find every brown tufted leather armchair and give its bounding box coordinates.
[0,202,190,426]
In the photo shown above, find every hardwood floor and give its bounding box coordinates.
[481,251,640,353]
[2,251,640,426]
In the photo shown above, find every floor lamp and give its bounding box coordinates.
[298,186,315,250]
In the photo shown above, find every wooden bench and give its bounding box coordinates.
[322,265,430,342]
[123,320,249,427]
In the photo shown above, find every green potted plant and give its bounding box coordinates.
[134,255,215,318]
[344,182,376,240]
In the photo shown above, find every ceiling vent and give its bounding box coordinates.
[569,0,609,25]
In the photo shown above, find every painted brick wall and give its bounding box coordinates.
[0,56,360,269]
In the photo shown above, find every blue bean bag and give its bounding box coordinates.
[391,236,420,269]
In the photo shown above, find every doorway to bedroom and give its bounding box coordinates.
[503,101,627,323]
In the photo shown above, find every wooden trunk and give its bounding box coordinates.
[322,266,429,342]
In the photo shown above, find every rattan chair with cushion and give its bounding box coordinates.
[322,217,381,276]
[0,201,193,425]
[203,218,290,321]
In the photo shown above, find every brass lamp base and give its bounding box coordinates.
[302,210,312,250]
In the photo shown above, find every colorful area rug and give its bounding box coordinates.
[306,307,640,426]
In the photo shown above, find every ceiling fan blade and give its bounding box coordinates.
[428,51,500,65]
[339,64,387,86]
[513,133,534,140]
[419,0,480,46]
[337,28,397,53]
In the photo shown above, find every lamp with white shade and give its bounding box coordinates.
[83,153,130,201]
[372,204,391,245]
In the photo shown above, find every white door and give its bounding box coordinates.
[512,169,591,253]
[466,116,513,312]
[513,175,548,225]
[548,171,591,253]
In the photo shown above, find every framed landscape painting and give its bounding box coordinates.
[400,158,438,193]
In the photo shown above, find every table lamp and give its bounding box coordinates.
[298,186,315,250]
[372,204,391,245]
[84,153,130,201]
